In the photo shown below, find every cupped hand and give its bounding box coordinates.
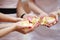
[39,12,58,27]
[47,12,58,27]
[15,20,35,34]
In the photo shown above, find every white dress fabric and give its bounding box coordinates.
[0,0,18,8]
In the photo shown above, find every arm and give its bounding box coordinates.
[28,0,47,15]
[17,0,27,17]
[0,23,16,37]
[0,13,23,22]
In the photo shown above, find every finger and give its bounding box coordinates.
[45,23,53,28]
[45,24,51,27]
[49,13,58,22]
[55,15,58,22]
[17,18,24,21]
[46,21,57,27]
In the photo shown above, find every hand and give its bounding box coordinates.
[47,12,58,27]
[15,18,24,22]
[41,16,57,27]
[42,12,58,27]
[49,11,58,22]
[15,20,35,34]
[23,13,40,27]
[39,12,57,27]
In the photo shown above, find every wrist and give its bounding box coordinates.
[11,23,17,31]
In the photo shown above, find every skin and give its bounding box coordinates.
[0,21,35,37]
[0,13,23,22]
[17,0,58,27]
[17,0,25,17]
[17,0,48,17]
[0,23,16,37]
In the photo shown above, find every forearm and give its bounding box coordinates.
[17,0,27,17]
[28,1,47,15]
[0,13,19,22]
[0,23,16,37]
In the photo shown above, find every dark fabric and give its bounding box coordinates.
[0,8,16,14]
